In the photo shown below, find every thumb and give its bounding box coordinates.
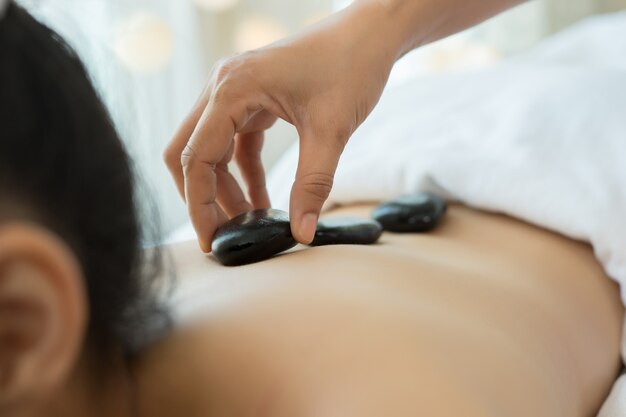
[290,131,346,244]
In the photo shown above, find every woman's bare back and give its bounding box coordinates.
[134,204,623,417]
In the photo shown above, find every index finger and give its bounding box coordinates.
[165,83,211,200]
[183,97,263,252]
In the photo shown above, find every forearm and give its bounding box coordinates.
[347,0,526,60]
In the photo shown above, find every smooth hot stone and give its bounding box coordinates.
[211,209,297,266]
[372,192,447,233]
[310,217,383,247]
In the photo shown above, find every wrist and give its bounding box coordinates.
[346,0,434,61]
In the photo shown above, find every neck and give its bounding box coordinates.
[24,329,231,417]
[44,347,137,417]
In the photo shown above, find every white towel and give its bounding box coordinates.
[267,12,626,416]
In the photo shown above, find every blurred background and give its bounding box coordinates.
[16,0,626,237]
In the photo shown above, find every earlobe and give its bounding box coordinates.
[0,224,87,409]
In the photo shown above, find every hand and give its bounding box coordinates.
[164,3,402,252]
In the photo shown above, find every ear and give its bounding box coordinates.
[0,223,87,409]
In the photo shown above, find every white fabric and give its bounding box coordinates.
[267,12,626,416]
[600,376,626,417]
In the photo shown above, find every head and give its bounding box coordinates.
[0,1,163,414]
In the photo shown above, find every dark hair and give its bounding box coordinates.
[0,2,166,352]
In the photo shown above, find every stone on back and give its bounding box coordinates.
[211,209,297,266]
[372,192,447,233]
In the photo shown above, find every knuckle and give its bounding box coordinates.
[296,172,334,203]
[213,56,236,81]
[326,123,353,147]
[163,143,181,170]
[214,53,249,82]
[335,127,352,146]
[215,62,232,82]
[307,122,353,153]
[214,163,229,175]
[211,53,261,111]
[180,145,197,173]
[212,82,234,105]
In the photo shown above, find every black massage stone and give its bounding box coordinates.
[310,217,383,247]
[372,192,447,233]
[211,209,297,266]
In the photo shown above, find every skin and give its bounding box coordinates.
[0,223,87,417]
[164,0,524,251]
[3,205,621,417]
[134,205,623,417]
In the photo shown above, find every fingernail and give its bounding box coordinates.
[299,213,318,244]
[199,238,212,254]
